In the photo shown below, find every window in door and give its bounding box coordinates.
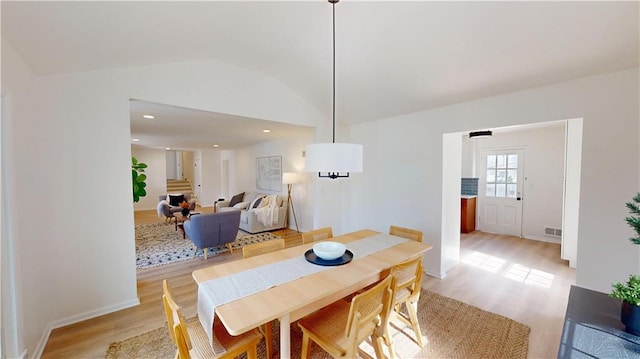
[485,154,518,198]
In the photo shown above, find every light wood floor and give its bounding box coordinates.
[41,211,574,358]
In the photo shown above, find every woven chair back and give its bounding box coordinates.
[242,238,285,258]
[302,227,334,244]
[389,225,423,242]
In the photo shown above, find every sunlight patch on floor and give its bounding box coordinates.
[461,251,554,288]
[503,263,554,288]
[359,321,427,359]
[461,251,507,273]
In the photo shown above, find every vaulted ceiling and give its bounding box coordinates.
[3,1,638,150]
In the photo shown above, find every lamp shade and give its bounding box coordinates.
[305,143,363,173]
[282,172,298,184]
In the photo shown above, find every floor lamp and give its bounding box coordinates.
[282,172,299,233]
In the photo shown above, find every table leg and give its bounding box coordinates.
[279,312,291,359]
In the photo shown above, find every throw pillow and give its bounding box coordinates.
[250,196,265,209]
[166,193,182,203]
[229,192,245,207]
[258,196,270,208]
[233,201,249,209]
[168,194,185,206]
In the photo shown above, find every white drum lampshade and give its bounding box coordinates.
[305,143,363,174]
[282,172,298,184]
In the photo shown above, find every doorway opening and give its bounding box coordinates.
[443,118,583,276]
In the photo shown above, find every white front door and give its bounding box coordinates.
[478,149,524,237]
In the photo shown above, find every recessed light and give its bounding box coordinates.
[143,114,155,119]
[132,138,140,142]
[165,147,171,150]
[213,144,219,148]
[263,129,271,133]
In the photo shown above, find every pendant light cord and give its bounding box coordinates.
[332,1,336,144]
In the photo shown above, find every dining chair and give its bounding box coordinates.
[301,227,334,244]
[242,237,285,258]
[162,279,263,359]
[384,255,425,352]
[297,274,396,359]
[241,238,285,359]
[389,225,423,242]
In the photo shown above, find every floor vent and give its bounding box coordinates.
[545,227,562,237]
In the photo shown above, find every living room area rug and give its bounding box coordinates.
[104,289,530,358]
[135,222,280,269]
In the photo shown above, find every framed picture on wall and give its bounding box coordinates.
[256,156,282,191]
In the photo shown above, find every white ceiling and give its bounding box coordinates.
[129,100,313,150]
[3,1,638,150]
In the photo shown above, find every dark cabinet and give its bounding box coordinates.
[461,197,476,233]
[558,285,640,358]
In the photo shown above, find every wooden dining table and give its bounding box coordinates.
[192,229,432,358]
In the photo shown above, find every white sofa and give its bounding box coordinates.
[216,191,287,234]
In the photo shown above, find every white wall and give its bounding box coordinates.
[231,134,314,232]
[471,123,566,242]
[183,151,195,183]
[1,40,35,359]
[344,68,639,291]
[461,135,475,178]
[1,40,324,357]
[198,150,222,207]
[563,118,583,268]
[132,146,168,211]
[442,133,462,275]
[166,150,177,179]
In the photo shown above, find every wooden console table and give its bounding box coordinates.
[558,285,640,358]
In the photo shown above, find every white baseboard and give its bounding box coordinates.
[425,269,446,279]
[32,298,140,359]
[524,235,561,244]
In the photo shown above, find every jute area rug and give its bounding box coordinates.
[136,222,280,269]
[105,289,530,358]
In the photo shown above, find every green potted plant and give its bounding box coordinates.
[610,193,640,335]
[132,157,148,202]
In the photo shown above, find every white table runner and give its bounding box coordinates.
[197,233,408,353]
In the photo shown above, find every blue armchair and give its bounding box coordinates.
[183,210,241,260]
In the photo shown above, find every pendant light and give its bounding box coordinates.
[305,0,363,179]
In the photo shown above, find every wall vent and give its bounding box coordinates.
[545,227,562,238]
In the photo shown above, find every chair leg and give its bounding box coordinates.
[301,332,312,359]
[204,248,208,260]
[371,334,387,359]
[246,345,258,359]
[406,300,424,347]
[263,322,273,359]
[379,326,395,359]
[227,242,233,254]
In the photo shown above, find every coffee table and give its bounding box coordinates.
[173,211,201,239]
